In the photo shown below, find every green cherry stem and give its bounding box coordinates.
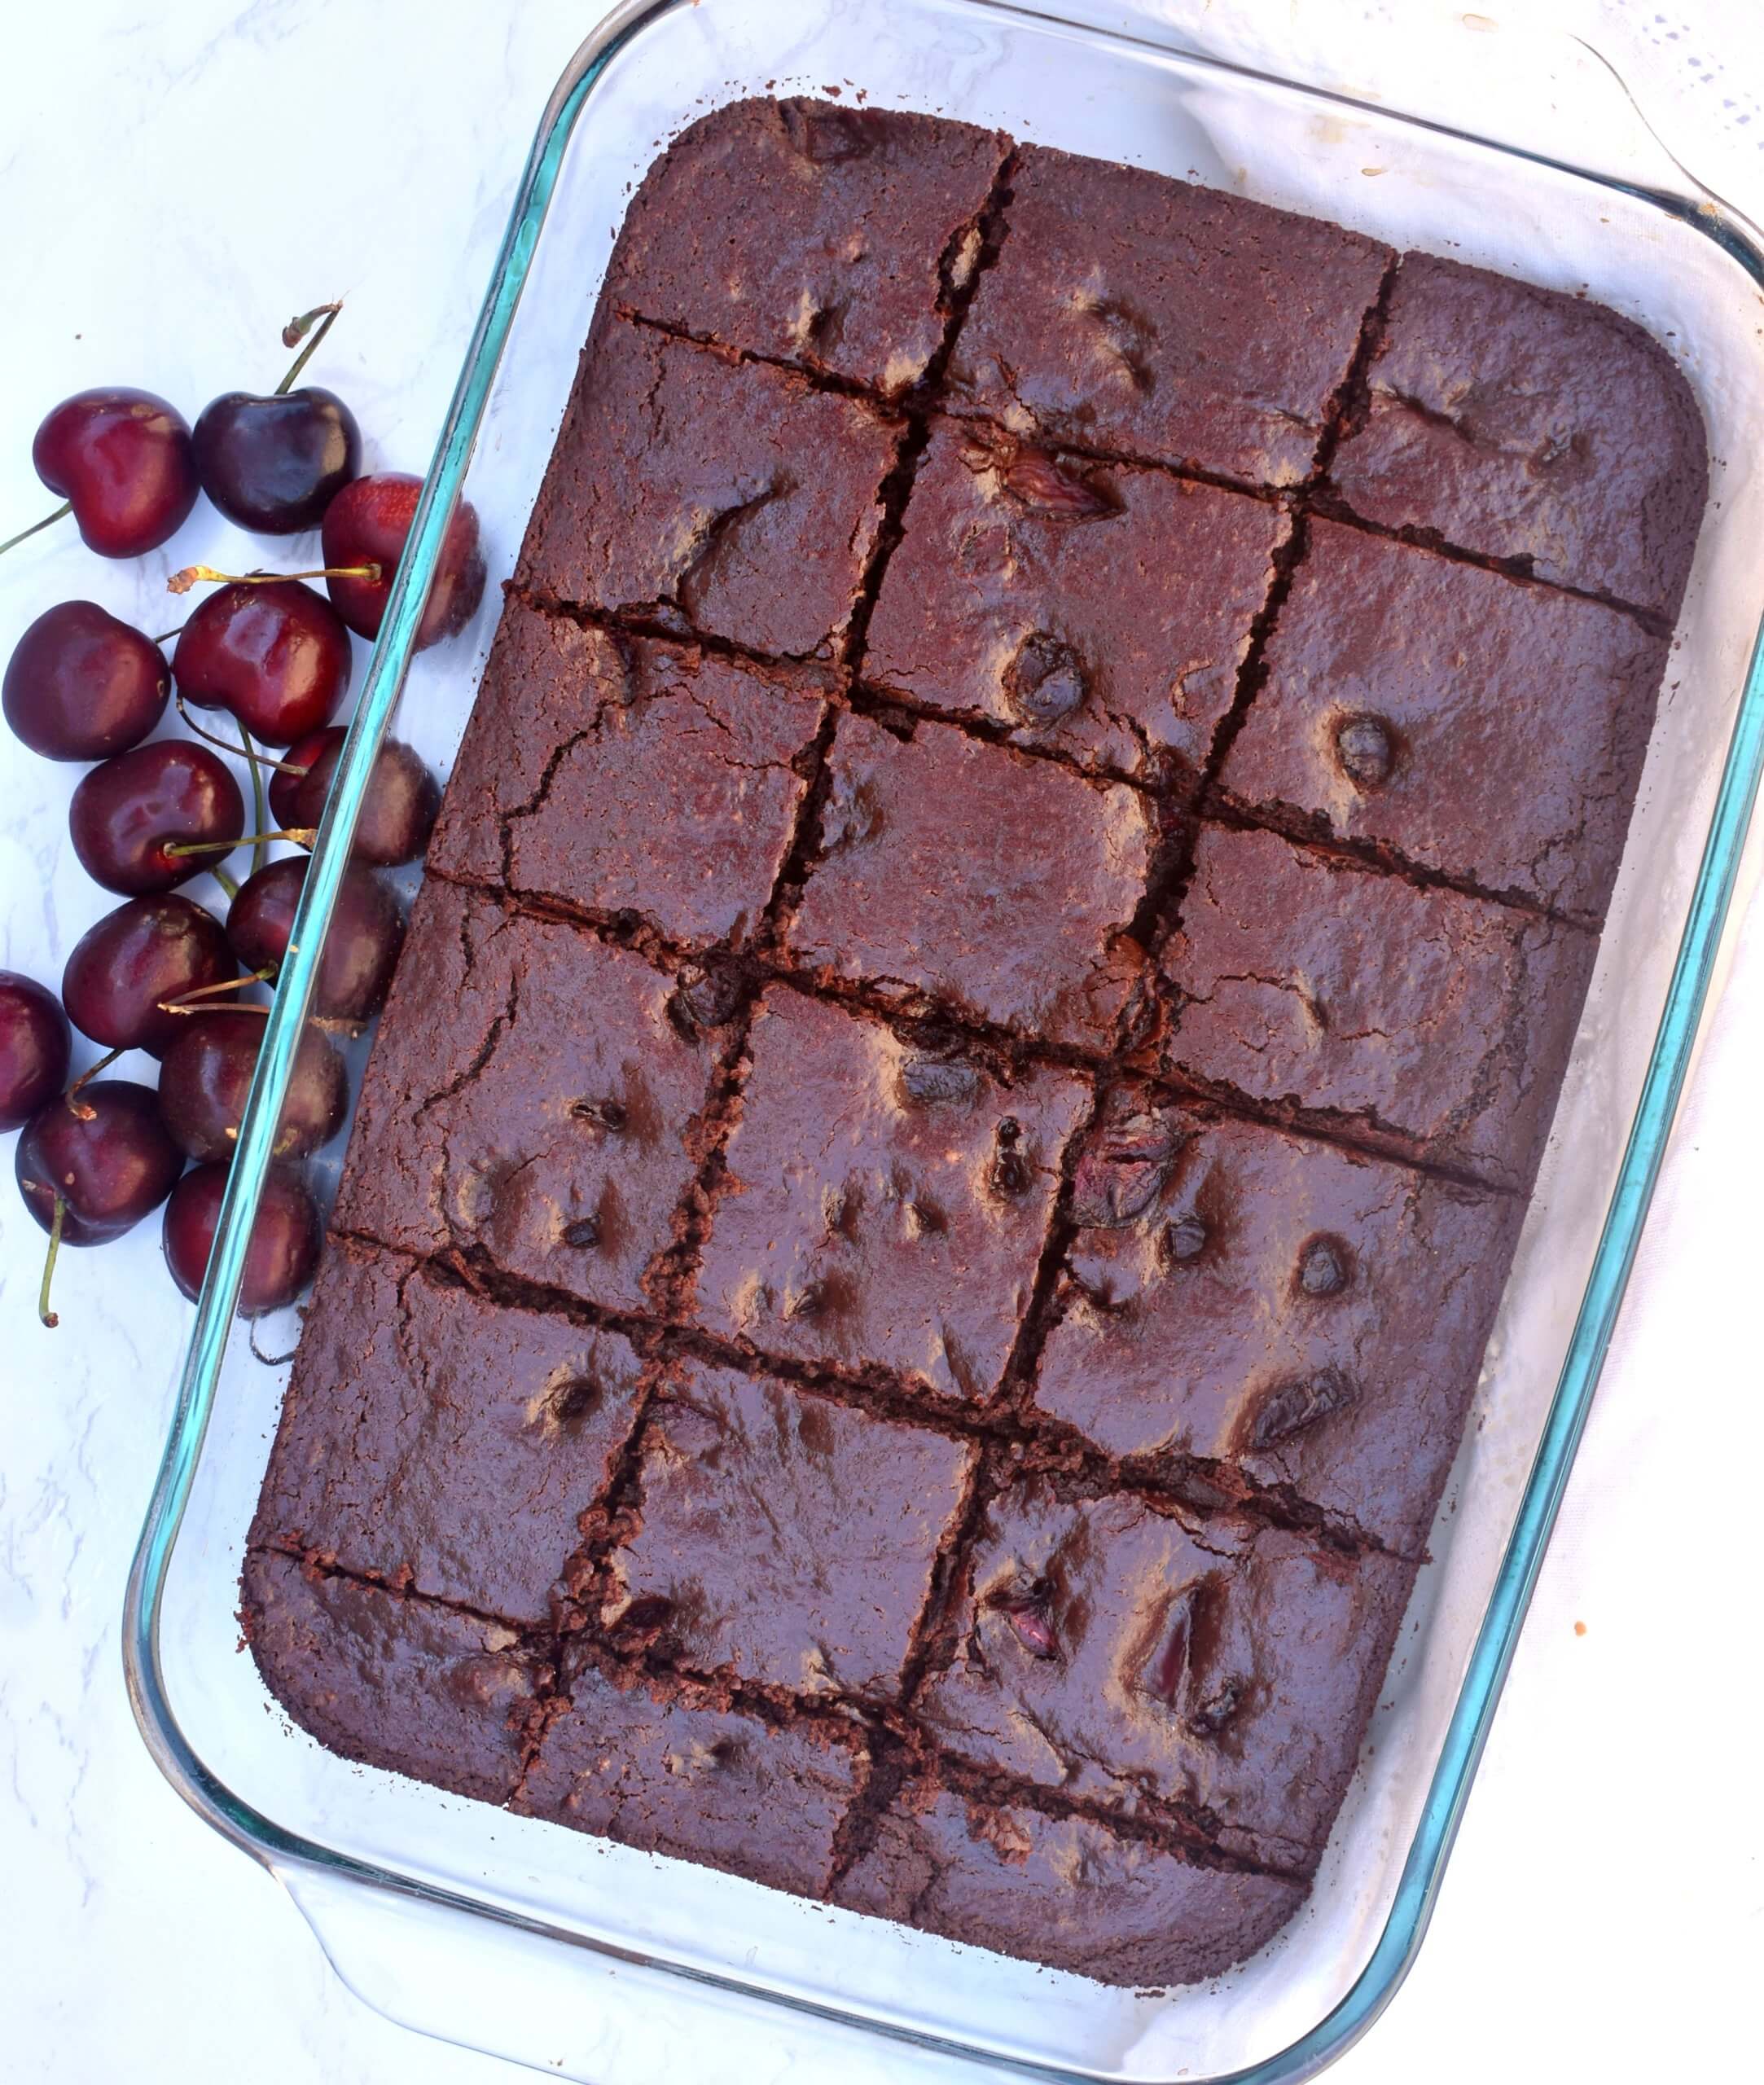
[38,1193,65,1328]
[276,301,343,394]
[0,500,73,559]
[173,697,309,777]
[242,724,268,877]
[164,829,315,858]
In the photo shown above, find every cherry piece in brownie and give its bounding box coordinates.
[605,97,1008,398]
[332,879,732,1314]
[249,1239,651,1626]
[915,1479,1415,1871]
[1151,823,1597,1194]
[836,1783,1304,1987]
[1328,252,1707,621]
[862,419,1288,788]
[785,711,1155,1051]
[946,144,1392,486]
[427,604,827,946]
[1033,1087,1525,1554]
[600,1357,976,1704]
[1218,520,1670,925]
[514,315,901,659]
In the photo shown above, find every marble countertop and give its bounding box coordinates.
[2,2,1760,2080]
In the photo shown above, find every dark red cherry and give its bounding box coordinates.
[321,473,485,647]
[68,740,244,895]
[163,1161,321,1315]
[270,726,438,865]
[227,856,405,1024]
[172,579,350,745]
[158,1016,346,1162]
[29,389,199,557]
[193,388,361,536]
[62,894,235,1058]
[3,603,169,761]
[0,972,72,1131]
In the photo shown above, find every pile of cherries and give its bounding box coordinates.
[1,304,483,1328]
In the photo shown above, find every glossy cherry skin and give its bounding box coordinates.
[171,579,351,745]
[270,726,438,865]
[158,1016,346,1163]
[31,389,199,557]
[227,855,406,1025]
[68,739,244,895]
[163,1161,320,1315]
[16,1080,183,1245]
[192,386,361,535]
[62,894,235,1057]
[0,971,72,1131]
[3,603,169,762]
[320,473,485,647]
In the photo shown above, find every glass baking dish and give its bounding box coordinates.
[122,2,1764,2079]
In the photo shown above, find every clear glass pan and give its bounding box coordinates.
[124,2,1764,2079]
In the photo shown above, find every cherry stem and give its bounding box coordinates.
[0,500,73,558]
[67,1047,125,1117]
[213,866,240,902]
[276,301,343,395]
[156,968,277,1016]
[173,696,309,777]
[168,562,380,595]
[156,1001,269,1020]
[38,1194,65,1328]
[152,621,185,646]
[165,828,314,858]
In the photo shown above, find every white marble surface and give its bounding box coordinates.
[1,2,1761,2079]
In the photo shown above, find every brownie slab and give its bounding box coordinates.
[427,605,827,947]
[1218,520,1670,924]
[836,1784,1304,1987]
[332,880,731,1313]
[1033,1087,1525,1554]
[242,1552,548,1804]
[948,144,1391,485]
[915,1480,1414,1869]
[606,97,1008,397]
[862,419,1288,787]
[1151,823,1597,1194]
[690,988,1090,1402]
[515,315,901,659]
[249,1239,649,1626]
[786,711,1154,1051]
[515,1644,867,1898]
[1329,252,1707,621]
[600,1357,976,1702]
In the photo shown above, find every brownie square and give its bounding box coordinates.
[241,1552,548,1804]
[785,711,1155,1051]
[332,880,731,1313]
[1032,1087,1525,1554]
[249,1239,649,1626]
[1151,823,1597,1194]
[1328,252,1707,621]
[915,1480,1414,1869]
[1218,520,1670,924]
[427,605,827,946]
[862,419,1288,787]
[514,315,901,660]
[515,1643,868,1897]
[601,1357,976,1702]
[836,1784,1304,1987]
[948,144,1392,485]
[689,987,1090,1402]
[605,97,1008,397]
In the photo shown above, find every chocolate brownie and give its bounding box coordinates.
[947,144,1392,485]
[1218,520,1670,924]
[836,1784,1305,1986]
[1033,1086,1525,1554]
[1151,823,1597,1194]
[515,1642,869,1897]
[427,604,827,946]
[606,98,1008,397]
[599,1357,976,1703]
[786,710,1155,1051]
[1329,252,1707,621]
[862,418,1288,788]
[332,879,731,1312]
[515,314,902,659]
[689,987,1090,1402]
[249,1239,649,1626]
[915,1479,1414,1871]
